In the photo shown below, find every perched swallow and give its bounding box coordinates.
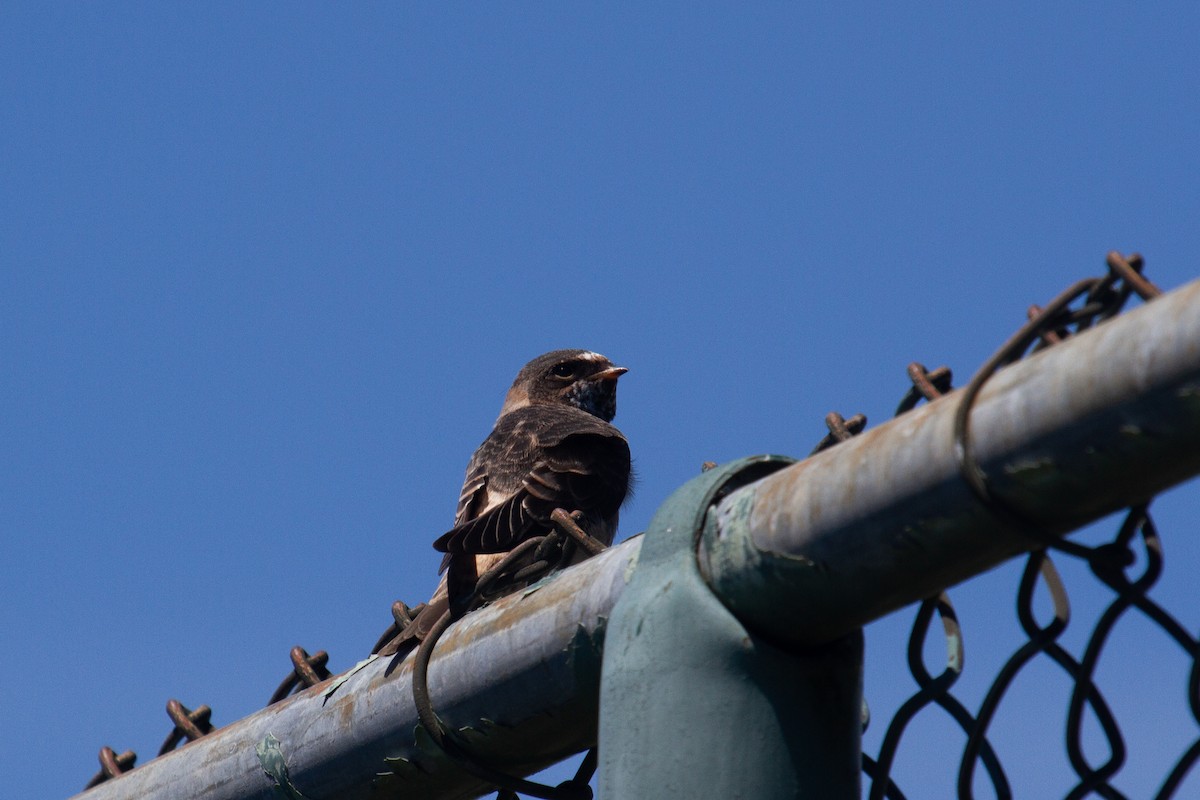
[379,349,631,656]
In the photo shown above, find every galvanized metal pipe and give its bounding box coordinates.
[702,276,1200,646]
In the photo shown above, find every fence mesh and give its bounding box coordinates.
[852,253,1199,799]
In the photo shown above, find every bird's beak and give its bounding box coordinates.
[592,366,628,382]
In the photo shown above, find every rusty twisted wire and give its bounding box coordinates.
[86,513,607,795]
[88,644,339,785]
[83,511,605,794]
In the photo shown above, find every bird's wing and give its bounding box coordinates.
[454,451,489,526]
[437,454,489,574]
[433,410,629,555]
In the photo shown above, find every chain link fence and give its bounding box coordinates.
[82,253,1198,799]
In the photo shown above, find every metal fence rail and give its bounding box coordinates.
[76,255,1200,799]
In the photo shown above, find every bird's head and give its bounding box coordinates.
[499,349,627,422]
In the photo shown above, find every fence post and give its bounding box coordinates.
[599,456,864,798]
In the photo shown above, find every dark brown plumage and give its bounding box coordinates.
[378,349,631,657]
[435,403,630,558]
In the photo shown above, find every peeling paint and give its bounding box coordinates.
[567,620,606,692]
[623,544,640,582]
[456,717,511,745]
[322,655,377,704]
[375,754,426,783]
[255,733,310,800]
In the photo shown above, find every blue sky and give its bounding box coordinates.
[4,4,1200,798]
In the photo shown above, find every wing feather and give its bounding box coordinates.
[433,405,631,555]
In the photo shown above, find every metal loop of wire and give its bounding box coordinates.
[157,699,215,756]
[409,511,608,800]
[371,599,427,655]
[952,252,1161,558]
[85,747,137,789]
[809,411,868,455]
[267,646,333,705]
[896,362,954,415]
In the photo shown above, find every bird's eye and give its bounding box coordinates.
[551,362,577,378]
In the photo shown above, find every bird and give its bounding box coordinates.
[378,349,631,657]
